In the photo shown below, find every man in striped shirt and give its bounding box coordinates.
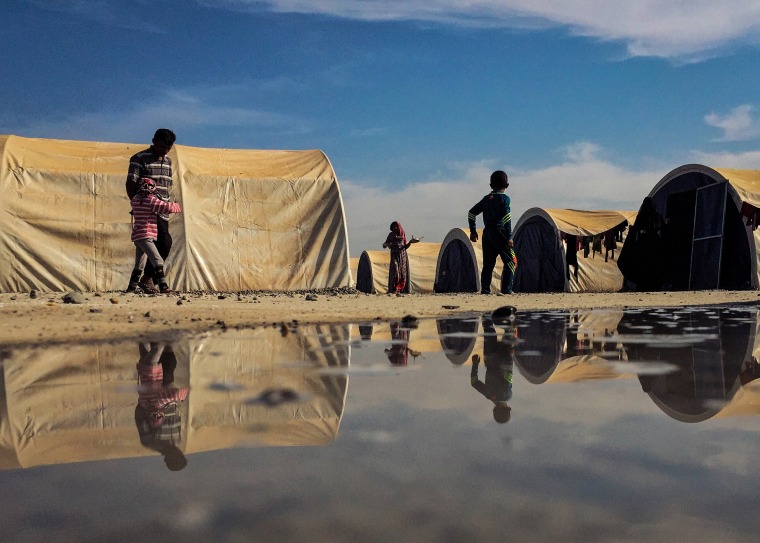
[125,128,176,292]
[468,170,517,294]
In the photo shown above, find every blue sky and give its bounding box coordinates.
[3,1,760,255]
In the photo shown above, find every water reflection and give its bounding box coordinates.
[2,307,759,474]
[469,317,518,424]
[0,325,350,470]
[513,306,758,423]
[616,307,752,422]
[428,306,760,423]
[135,342,189,471]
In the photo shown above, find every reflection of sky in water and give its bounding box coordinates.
[1,306,760,541]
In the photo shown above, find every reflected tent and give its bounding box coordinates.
[0,135,352,292]
[618,307,753,423]
[0,325,350,470]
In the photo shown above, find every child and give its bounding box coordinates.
[470,317,517,424]
[467,170,517,294]
[382,221,420,294]
[126,177,182,294]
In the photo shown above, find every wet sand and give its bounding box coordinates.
[2,289,760,349]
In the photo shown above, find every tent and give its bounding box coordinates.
[618,164,760,291]
[516,309,626,384]
[434,228,511,293]
[616,307,755,423]
[355,242,440,294]
[512,208,635,293]
[0,135,351,292]
[0,325,350,469]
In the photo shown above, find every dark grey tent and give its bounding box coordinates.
[512,208,635,293]
[618,165,760,291]
[434,228,510,293]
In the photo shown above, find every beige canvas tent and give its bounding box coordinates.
[0,325,350,469]
[355,242,440,294]
[618,165,760,291]
[0,135,351,292]
[512,208,635,293]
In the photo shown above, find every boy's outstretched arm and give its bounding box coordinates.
[468,201,482,242]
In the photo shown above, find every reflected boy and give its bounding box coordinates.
[471,318,517,423]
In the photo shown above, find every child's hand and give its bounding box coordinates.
[470,231,479,243]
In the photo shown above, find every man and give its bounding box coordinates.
[125,129,176,293]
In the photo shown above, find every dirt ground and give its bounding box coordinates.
[2,288,760,349]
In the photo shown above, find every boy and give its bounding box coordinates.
[468,170,517,294]
[126,177,182,294]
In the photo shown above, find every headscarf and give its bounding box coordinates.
[390,221,407,245]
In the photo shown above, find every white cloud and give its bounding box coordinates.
[342,143,660,256]
[704,105,760,142]
[690,148,760,169]
[28,0,760,61]
[216,0,760,61]
[9,87,310,143]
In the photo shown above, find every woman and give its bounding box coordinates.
[382,221,420,293]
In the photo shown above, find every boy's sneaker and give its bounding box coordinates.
[126,282,139,293]
[138,279,159,294]
[159,283,174,294]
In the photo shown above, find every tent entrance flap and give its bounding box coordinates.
[435,239,477,293]
[665,182,726,290]
[691,182,726,290]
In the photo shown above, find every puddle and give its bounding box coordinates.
[2,306,760,541]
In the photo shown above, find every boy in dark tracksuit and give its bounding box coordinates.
[468,170,516,294]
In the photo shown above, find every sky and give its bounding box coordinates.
[3,0,760,256]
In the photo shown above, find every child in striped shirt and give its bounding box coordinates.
[126,178,182,294]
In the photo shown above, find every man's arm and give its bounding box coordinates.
[125,157,142,199]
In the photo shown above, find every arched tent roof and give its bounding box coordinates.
[0,135,351,292]
[516,309,626,384]
[618,306,754,423]
[434,228,510,293]
[436,316,482,365]
[545,355,635,383]
[618,164,760,291]
[355,242,440,294]
[0,326,349,469]
[512,208,635,293]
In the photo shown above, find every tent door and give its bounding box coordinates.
[689,182,727,289]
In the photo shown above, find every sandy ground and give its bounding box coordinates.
[2,288,760,349]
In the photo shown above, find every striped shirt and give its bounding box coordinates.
[131,194,181,242]
[468,191,512,239]
[126,147,173,219]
